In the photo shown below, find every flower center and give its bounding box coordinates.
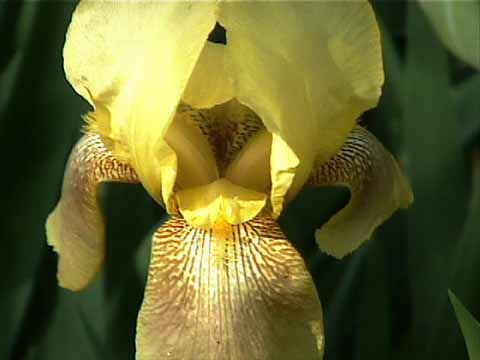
[177,99,264,172]
[166,99,271,191]
[164,99,273,227]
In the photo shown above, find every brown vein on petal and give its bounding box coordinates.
[46,134,138,291]
[194,227,206,357]
[307,126,413,258]
[222,233,235,359]
[176,100,264,172]
[308,127,387,189]
[242,223,276,306]
[136,215,324,360]
[238,222,274,354]
[169,226,199,358]
[206,228,212,358]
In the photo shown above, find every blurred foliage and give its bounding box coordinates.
[1,1,479,360]
[449,290,480,360]
[417,0,480,70]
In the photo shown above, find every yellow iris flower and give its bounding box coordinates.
[46,1,413,359]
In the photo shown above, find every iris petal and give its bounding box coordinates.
[63,2,217,205]
[217,1,384,214]
[308,127,413,259]
[175,179,267,228]
[46,135,138,290]
[65,1,383,213]
[136,216,324,360]
[225,129,272,194]
[270,134,300,217]
[182,42,234,109]
[165,110,219,191]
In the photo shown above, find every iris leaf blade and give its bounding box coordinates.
[455,74,480,147]
[417,0,480,69]
[404,2,469,358]
[0,3,85,358]
[449,290,480,360]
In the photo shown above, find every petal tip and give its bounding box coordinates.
[46,206,102,292]
[315,228,360,260]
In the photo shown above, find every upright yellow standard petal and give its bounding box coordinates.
[137,216,324,360]
[216,1,384,212]
[182,42,235,109]
[63,1,217,205]
[65,1,383,214]
[174,2,383,213]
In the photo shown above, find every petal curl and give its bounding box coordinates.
[64,2,217,205]
[46,135,138,290]
[307,127,413,259]
[136,216,324,360]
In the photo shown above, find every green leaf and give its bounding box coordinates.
[429,131,480,360]
[324,246,366,359]
[372,0,406,38]
[31,290,100,360]
[417,0,480,69]
[404,3,470,358]
[353,239,392,360]
[77,276,111,360]
[0,3,85,358]
[0,2,38,133]
[455,74,480,147]
[102,183,161,360]
[450,152,480,322]
[449,290,480,360]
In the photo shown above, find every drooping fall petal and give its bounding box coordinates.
[63,2,217,206]
[308,126,413,259]
[136,216,324,360]
[46,135,138,290]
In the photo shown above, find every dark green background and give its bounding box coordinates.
[1,2,479,359]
